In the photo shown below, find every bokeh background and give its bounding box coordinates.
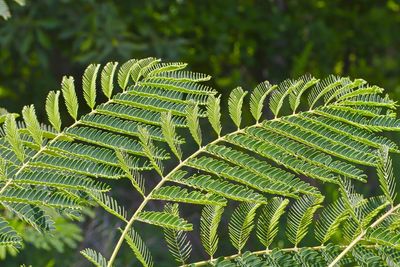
[1,0,400,266]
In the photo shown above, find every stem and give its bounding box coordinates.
[328,203,400,267]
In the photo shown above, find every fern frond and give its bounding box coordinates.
[152,186,226,206]
[115,149,145,196]
[161,112,182,160]
[368,227,400,249]
[83,64,100,110]
[207,95,222,137]
[200,205,224,259]
[2,202,54,232]
[228,202,260,253]
[169,171,268,204]
[163,203,192,264]
[289,76,319,113]
[61,76,79,120]
[88,191,127,222]
[45,91,62,132]
[80,248,109,267]
[257,197,289,249]
[250,81,276,122]
[228,87,247,129]
[136,211,192,231]
[287,195,323,247]
[186,102,202,147]
[377,146,397,205]
[4,114,25,162]
[269,78,302,117]
[101,62,118,99]
[0,217,22,247]
[315,198,348,244]
[124,228,154,267]
[138,127,164,176]
[117,59,138,91]
[22,105,43,146]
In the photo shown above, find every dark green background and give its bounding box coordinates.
[1,0,399,266]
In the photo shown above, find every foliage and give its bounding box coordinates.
[0,57,399,266]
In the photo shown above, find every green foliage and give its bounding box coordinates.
[0,57,400,267]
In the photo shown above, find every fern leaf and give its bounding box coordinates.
[368,227,400,249]
[207,95,222,137]
[308,75,343,109]
[186,102,202,147]
[228,86,247,129]
[287,195,323,247]
[4,114,25,162]
[0,216,22,247]
[228,202,260,253]
[289,76,319,113]
[89,191,127,222]
[200,205,224,259]
[136,211,192,231]
[45,91,62,132]
[257,197,289,249]
[118,59,137,90]
[315,198,349,244]
[124,228,154,267]
[22,105,43,146]
[61,76,79,120]
[2,202,54,232]
[250,81,276,122]
[130,57,159,83]
[163,203,192,264]
[269,79,302,117]
[83,64,100,110]
[138,127,164,176]
[152,186,227,206]
[80,248,109,267]
[377,146,397,205]
[115,149,145,196]
[144,62,187,77]
[169,171,268,204]
[161,112,182,160]
[101,62,118,99]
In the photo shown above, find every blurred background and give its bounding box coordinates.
[0,0,400,266]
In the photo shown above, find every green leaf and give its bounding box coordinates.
[250,81,276,122]
[286,195,323,247]
[228,202,260,253]
[200,205,224,259]
[377,146,397,205]
[257,197,289,249]
[61,76,79,120]
[136,211,193,231]
[186,102,202,147]
[45,90,62,132]
[163,203,192,264]
[22,105,43,146]
[4,114,25,162]
[124,228,154,267]
[101,62,118,99]
[82,64,100,110]
[161,112,182,160]
[80,248,109,267]
[228,86,247,129]
[207,95,222,136]
[118,59,137,90]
